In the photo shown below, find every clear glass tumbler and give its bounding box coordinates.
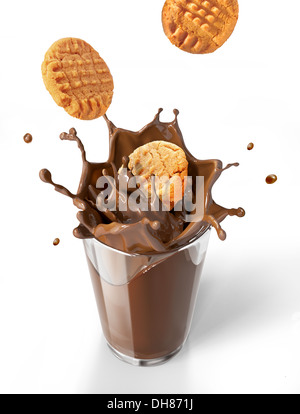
[83,228,211,366]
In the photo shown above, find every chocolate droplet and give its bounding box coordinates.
[23,133,33,144]
[53,238,60,246]
[219,229,227,241]
[247,143,254,151]
[39,169,52,183]
[237,208,246,217]
[266,174,277,184]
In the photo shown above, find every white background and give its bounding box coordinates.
[0,0,300,394]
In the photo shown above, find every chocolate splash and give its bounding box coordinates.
[40,109,245,253]
[247,143,254,151]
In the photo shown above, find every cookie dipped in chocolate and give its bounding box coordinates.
[39,109,245,253]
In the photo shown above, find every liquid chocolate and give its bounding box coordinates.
[86,244,206,359]
[40,109,245,253]
[247,143,254,151]
[53,238,60,246]
[23,133,33,143]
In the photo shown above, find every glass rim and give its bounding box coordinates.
[83,225,211,258]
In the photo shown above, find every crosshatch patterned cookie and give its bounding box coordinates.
[127,141,189,210]
[162,0,239,54]
[42,38,114,120]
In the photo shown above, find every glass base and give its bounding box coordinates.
[107,343,183,367]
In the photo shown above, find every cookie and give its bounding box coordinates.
[127,141,188,209]
[42,38,114,120]
[162,0,239,54]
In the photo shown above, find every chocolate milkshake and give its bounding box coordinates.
[84,230,210,364]
[40,109,245,365]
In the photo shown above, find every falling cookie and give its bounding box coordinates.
[42,38,114,120]
[126,141,188,210]
[162,0,239,54]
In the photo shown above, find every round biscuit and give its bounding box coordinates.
[162,0,239,54]
[42,38,114,120]
[128,141,188,209]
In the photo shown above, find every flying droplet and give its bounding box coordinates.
[266,174,277,184]
[23,133,33,143]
